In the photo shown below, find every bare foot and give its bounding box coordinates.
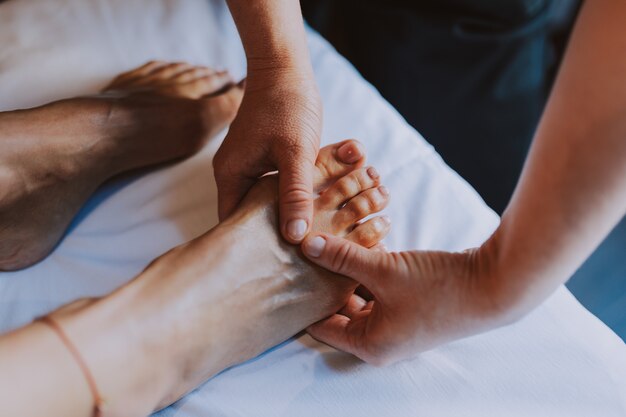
[45,140,390,416]
[117,139,391,409]
[0,61,243,270]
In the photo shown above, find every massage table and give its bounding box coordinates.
[0,0,624,415]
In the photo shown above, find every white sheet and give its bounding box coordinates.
[0,0,624,416]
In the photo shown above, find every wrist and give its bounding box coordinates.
[244,64,318,96]
[227,0,313,77]
[474,229,534,325]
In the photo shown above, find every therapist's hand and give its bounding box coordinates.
[214,70,323,243]
[301,233,515,365]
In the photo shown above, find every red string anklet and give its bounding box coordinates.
[37,315,104,417]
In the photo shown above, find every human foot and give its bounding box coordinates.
[101,140,391,410]
[104,60,239,100]
[0,61,243,270]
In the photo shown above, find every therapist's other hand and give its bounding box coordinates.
[214,71,329,243]
[301,234,512,365]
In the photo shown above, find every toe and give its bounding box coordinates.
[184,72,235,98]
[105,60,169,90]
[345,215,391,248]
[333,185,390,230]
[313,140,366,191]
[317,166,380,209]
[133,62,194,86]
[173,67,218,84]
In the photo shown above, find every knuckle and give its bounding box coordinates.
[349,198,371,218]
[353,169,370,189]
[368,191,385,211]
[353,228,375,247]
[337,177,358,198]
[331,241,357,274]
[280,184,313,208]
[367,229,383,245]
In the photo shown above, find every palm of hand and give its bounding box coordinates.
[307,249,498,365]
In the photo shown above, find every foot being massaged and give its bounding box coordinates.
[0,62,393,415]
[0,0,625,416]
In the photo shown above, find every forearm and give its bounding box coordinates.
[226,0,313,76]
[486,0,626,316]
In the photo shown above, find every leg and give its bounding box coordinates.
[0,61,243,270]
[0,140,391,417]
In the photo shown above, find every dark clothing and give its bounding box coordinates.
[303,0,626,342]
[302,0,577,213]
[388,0,549,24]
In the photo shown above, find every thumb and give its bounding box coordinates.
[302,233,387,292]
[277,151,316,243]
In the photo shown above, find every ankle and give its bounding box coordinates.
[56,286,177,416]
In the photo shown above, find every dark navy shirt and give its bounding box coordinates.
[385,0,550,24]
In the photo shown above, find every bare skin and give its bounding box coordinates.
[217,0,323,244]
[0,139,391,417]
[0,61,243,270]
[301,0,626,365]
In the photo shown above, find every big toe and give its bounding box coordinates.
[313,139,366,191]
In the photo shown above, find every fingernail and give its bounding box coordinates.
[287,219,308,241]
[367,166,379,180]
[378,186,389,197]
[381,215,391,225]
[305,236,326,258]
[337,142,363,164]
